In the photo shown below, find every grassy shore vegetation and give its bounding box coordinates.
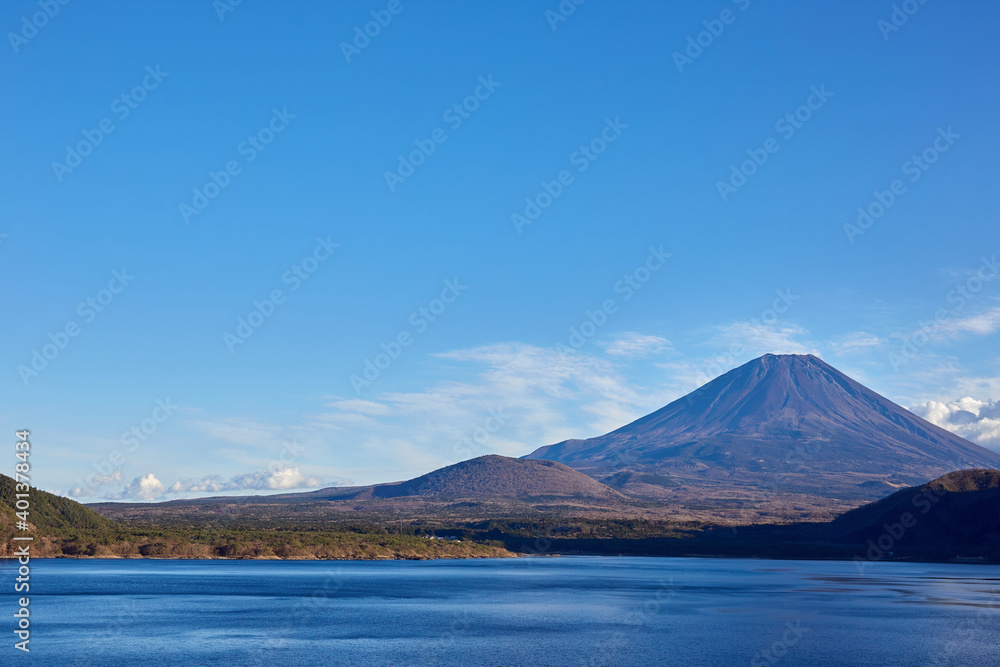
[0,475,511,560]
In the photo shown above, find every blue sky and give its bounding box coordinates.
[3,0,999,501]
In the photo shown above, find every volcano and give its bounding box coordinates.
[524,354,1000,498]
[301,455,625,501]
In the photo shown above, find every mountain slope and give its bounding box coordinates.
[524,354,1000,497]
[505,469,1000,563]
[824,468,1000,550]
[308,455,625,501]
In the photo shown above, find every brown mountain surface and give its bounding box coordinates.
[306,455,626,501]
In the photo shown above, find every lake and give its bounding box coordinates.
[3,557,998,666]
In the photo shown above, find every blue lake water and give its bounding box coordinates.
[2,556,998,666]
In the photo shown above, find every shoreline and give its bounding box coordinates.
[7,552,997,566]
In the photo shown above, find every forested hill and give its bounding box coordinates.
[0,473,113,535]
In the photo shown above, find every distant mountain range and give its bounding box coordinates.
[20,352,1000,562]
[524,354,1000,499]
[91,354,1000,526]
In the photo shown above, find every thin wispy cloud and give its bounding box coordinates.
[707,322,820,357]
[299,343,676,481]
[186,419,283,448]
[604,333,672,357]
[68,470,123,498]
[828,332,885,354]
[935,306,1000,338]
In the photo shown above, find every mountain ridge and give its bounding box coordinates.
[302,455,625,501]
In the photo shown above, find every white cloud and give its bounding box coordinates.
[68,469,123,498]
[110,473,166,501]
[605,333,672,357]
[911,397,1000,451]
[168,466,325,494]
[102,467,327,501]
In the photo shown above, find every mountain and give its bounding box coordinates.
[302,455,625,501]
[524,354,1000,498]
[89,356,1000,528]
[722,468,1000,561]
